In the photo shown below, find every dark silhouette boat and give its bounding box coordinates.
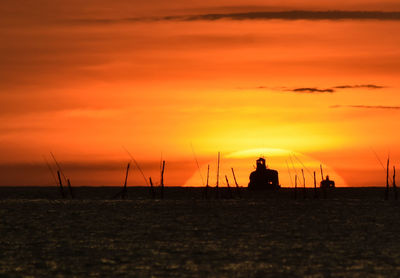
[248,157,280,190]
[320,175,335,188]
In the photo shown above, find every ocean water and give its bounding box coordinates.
[0,187,399,277]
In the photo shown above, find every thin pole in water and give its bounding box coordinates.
[216,152,220,199]
[161,161,165,200]
[286,160,294,188]
[43,156,58,187]
[231,168,241,198]
[313,171,317,199]
[123,147,149,186]
[122,162,130,199]
[294,175,297,200]
[205,164,210,199]
[57,170,65,199]
[393,166,397,200]
[51,152,68,184]
[225,175,233,199]
[385,157,389,200]
[149,177,155,199]
[302,169,306,199]
[67,179,74,199]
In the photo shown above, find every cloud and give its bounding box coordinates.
[331,105,400,110]
[333,84,385,89]
[60,10,400,25]
[291,87,335,93]
[161,10,400,22]
[248,83,385,94]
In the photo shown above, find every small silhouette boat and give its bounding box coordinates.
[320,175,335,188]
[248,157,280,190]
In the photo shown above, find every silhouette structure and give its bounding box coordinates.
[248,157,280,190]
[320,175,335,188]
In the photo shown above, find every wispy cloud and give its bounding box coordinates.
[333,84,385,89]
[61,10,400,25]
[247,84,385,94]
[291,88,335,94]
[331,105,400,110]
[164,11,400,22]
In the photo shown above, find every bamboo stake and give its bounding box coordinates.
[216,152,220,199]
[51,152,68,184]
[385,157,389,200]
[286,160,294,188]
[302,169,306,199]
[122,162,130,199]
[294,175,297,200]
[43,156,58,187]
[57,170,65,199]
[313,171,317,199]
[123,147,149,186]
[205,164,210,199]
[67,179,74,199]
[160,161,165,200]
[231,168,241,198]
[149,177,155,199]
[225,175,233,199]
[393,166,397,200]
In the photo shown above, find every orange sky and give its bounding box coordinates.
[1,1,400,186]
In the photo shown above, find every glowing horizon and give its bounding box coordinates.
[0,1,399,187]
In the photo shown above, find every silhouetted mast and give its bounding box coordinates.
[123,147,149,186]
[313,171,317,199]
[225,175,233,198]
[149,177,155,199]
[302,169,306,199]
[385,157,389,200]
[57,170,65,199]
[393,166,397,200]
[67,179,74,199]
[216,152,220,199]
[191,143,204,186]
[43,156,58,186]
[122,163,130,199]
[50,152,68,184]
[231,168,241,198]
[160,160,165,200]
[205,164,210,199]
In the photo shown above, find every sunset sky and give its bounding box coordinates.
[1,0,400,187]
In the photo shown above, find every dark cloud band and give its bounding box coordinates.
[162,11,400,22]
[291,88,335,93]
[331,105,400,110]
[64,10,400,25]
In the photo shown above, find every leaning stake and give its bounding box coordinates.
[393,166,397,200]
[122,163,130,199]
[67,179,74,199]
[205,165,210,199]
[231,168,241,198]
[225,175,233,199]
[313,171,318,199]
[149,177,155,199]
[57,170,65,199]
[216,152,220,199]
[302,169,306,199]
[160,161,165,200]
[385,157,389,200]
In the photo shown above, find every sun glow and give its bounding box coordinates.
[184,148,347,187]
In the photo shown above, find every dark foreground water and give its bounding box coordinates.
[1,187,400,277]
